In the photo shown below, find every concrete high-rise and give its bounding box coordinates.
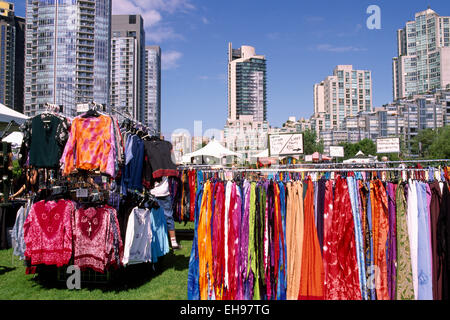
[313,65,373,132]
[393,8,450,101]
[144,45,161,134]
[24,0,112,117]
[0,1,24,112]
[227,42,266,122]
[110,14,146,123]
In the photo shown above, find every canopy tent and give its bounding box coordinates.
[0,103,29,132]
[250,149,269,158]
[0,103,28,124]
[184,139,241,159]
[343,150,377,164]
[2,131,23,147]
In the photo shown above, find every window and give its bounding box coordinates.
[129,15,136,24]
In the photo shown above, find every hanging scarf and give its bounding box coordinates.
[277,182,287,300]
[299,178,324,300]
[286,180,304,300]
[187,182,204,300]
[212,182,225,300]
[395,182,415,300]
[347,176,366,300]
[239,180,251,300]
[247,182,257,300]
[373,179,389,300]
[198,181,214,300]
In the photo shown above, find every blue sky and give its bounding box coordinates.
[13,0,450,139]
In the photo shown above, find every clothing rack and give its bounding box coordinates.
[44,102,61,113]
[110,107,159,136]
[199,168,439,173]
[282,159,450,168]
[177,159,450,172]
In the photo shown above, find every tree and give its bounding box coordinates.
[302,129,324,155]
[339,138,376,160]
[410,128,438,157]
[426,126,450,159]
[339,142,358,160]
[357,138,377,156]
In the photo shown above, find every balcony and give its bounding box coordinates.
[77,40,94,47]
[77,47,95,54]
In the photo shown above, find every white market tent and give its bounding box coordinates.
[343,150,377,164]
[0,103,29,132]
[2,131,23,147]
[0,103,28,124]
[183,139,241,161]
[250,149,269,158]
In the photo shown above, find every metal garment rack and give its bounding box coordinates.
[199,168,437,173]
[109,107,159,136]
[281,159,450,168]
[178,159,450,172]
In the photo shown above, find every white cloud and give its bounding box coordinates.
[112,0,194,42]
[134,0,195,14]
[146,26,184,42]
[112,0,140,15]
[141,10,162,27]
[314,44,367,53]
[162,50,183,70]
[202,17,209,24]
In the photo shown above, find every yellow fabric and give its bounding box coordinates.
[198,181,214,300]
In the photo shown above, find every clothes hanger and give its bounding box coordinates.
[82,105,100,118]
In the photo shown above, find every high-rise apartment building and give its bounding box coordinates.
[110,14,145,123]
[227,43,266,122]
[171,131,191,164]
[313,65,373,131]
[0,1,24,112]
[393,8,450,101]
[144,45,161,133]
[24,0,111,117]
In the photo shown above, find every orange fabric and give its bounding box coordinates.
[370,181,378,268]
[373,180,390,300]
[198,181,214,300]
[299,179,324,300]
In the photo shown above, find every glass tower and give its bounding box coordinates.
[110,14,146,123]
[393,8,450,101]
[0,1,25,112]
[227,43,267,122]
[24,0,111,117]
[144,45,161,134]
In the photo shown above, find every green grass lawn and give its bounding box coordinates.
[0,222,194,300]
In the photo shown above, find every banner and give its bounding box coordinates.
[268,133,303,157]
[376,138,400,154]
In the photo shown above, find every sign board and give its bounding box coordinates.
[268,133,303,157]
[304,155,313,162]
[377,137,400,154]
[76,103,90,114]
[329,146,344,158]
